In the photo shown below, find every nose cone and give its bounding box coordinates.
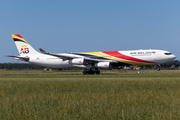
[160,51,176,63]
[172,54,176,60]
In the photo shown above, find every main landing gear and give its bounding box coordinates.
[157,64,160,71]
[83,69,100,75]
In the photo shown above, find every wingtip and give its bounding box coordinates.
[39,48,44,51]
[39,48,46,53]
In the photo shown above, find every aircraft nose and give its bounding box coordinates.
[173,55,176,59]
[172,54,176,60]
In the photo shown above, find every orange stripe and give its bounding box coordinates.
[80,52,156,65]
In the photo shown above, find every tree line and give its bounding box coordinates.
[0,60,180,70]
[144,60,180,70]
[0,63,44,70]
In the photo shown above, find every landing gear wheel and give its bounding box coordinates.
[83,71,87,75]
[96,70,100,74]
[83,69,100,75]
[88,71,95,74]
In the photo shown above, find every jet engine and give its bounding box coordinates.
[95,62,111,69]
[69,58,85,65]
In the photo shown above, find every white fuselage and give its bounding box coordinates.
[26,49,176,68]
[10,34,176,72]
[28,54,85,68]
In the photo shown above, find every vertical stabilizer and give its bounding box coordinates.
[12,34,41,56]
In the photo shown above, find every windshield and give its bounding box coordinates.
[164,53,172,55]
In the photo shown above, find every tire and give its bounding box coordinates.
[96,70,100,74]
[83,71,87,75]
[157,68,160,71]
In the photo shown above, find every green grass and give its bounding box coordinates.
[1,69,180,75]
[0,75,180,119]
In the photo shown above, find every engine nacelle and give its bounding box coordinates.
[69,58,85,65]
[95,62,111,69]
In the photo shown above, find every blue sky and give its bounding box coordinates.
[1,0,180,63]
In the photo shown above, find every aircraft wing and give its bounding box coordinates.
[39,48,115,63]
[39,48,77,60]
[6,55,29,61]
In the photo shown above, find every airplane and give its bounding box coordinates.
[7,34,176,74]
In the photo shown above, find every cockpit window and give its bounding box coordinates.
[164,53,172,55]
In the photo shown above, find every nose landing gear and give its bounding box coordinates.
[157,64,160,71]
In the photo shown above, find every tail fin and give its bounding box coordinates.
[12,34,41,56]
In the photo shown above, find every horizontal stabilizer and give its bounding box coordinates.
[6,55,29,61]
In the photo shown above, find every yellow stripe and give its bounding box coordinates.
[11,34,29,44]
[82,52,107,57]
[80,52,156,66]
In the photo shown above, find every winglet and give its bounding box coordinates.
[39,48,47,54]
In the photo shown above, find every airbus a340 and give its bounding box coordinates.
[7,34,176,74]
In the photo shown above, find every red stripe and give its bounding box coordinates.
[102,51,154,63]
[14,34,23,39]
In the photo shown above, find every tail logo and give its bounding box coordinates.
[20,45,29,54]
